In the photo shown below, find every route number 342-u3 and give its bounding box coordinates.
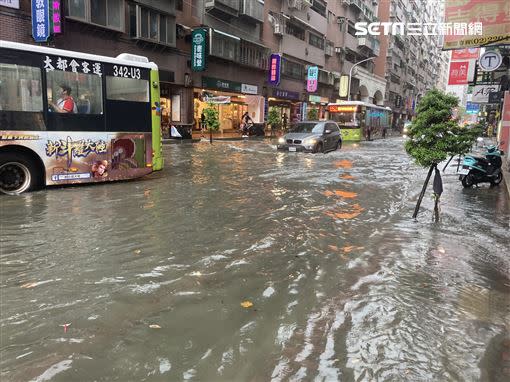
[113,65,141,79]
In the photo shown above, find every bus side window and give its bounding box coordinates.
[105,76,151,132]
[46,70,103,115]
[0,63,45,131]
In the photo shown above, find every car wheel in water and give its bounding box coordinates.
[490,172,503,186]
[336,140,342,150]
[314,142,323,154]
[0,153,39,195]
[461,174,474,188]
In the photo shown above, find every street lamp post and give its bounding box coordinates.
[347,57,376,101]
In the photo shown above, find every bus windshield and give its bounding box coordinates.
[329,112,359,128]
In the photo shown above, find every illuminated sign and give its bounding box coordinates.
[448,61,469,85]
[339,75,349,97]
[268,53,281,86]
[52,0,61,34]
[0,0,19,9]
[328,105,358,113]
[306,66,318,92]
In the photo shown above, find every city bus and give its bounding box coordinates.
[327,101,392,141]
[0,41,163,195]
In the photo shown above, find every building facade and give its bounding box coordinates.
[2,0,453,134]
[375,0,445,126]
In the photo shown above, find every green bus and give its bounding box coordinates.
[0,41,163,195]
[327,101,392,141]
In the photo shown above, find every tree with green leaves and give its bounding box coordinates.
[405,89,482,221]
[307,108,319,121]
[268,107,281,133]
[203,104,220,142]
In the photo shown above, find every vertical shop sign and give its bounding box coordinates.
[191,29,207,72]
[268,54,281,86]
[32,0,50,42]
[52,0,61,34]
[448,61,469,85]
[306,66,318,92]
[301,102,307,121]
[339,75,349,97]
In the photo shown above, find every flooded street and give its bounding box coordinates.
[1,138,509,381]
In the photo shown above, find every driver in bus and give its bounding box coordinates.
[50,84,77,113]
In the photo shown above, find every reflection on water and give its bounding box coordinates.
[1,139,509,381]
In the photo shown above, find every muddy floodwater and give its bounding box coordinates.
[1,138,509,381]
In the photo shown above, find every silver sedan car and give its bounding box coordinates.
[277,121,342,153]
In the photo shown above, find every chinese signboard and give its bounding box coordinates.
[471,84,500,103]
[0,0,19,9]
[272,89,300,100]
[201,77,257,95]
[306,66,318,93]
[466,101,480,114]
[268,54,281,86]
[32,0,50,43]
[191,29,207,72]
[444,0,510,49]
[451,48,479,60]
[448,61,469,85]
[52,0,61,34]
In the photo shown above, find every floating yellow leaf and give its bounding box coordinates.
[334,160,353,169]
[323,190,334,197]
[334,190,357,199]
[134,249,141,255]
[328,245,339,251]
[241,301,253,308]
[21,282,37,289]
[149,324,161,329]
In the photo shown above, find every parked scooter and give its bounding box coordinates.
[458,145,504,188]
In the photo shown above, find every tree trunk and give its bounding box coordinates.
[412,165,435,219]
[209,128,213,144]
[433,195,440,222]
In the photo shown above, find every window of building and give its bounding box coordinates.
[347,23,357,37]
[240,42,268,69]
[210,31,240,62]
[129,4,176,47]
[327,10,334,23]
[106,76,149,102]
[47,70,103,114]
[176,0,183,11]
[325,41,333,56]
[66,0,123,31]
[309,33,324,49]
[282,59,304,80]
[311,0,327,17]
[285,22,305,40]
[0,64,43,112]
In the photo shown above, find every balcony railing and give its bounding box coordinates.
[240,0,264,23]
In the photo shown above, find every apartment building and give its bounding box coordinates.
[375,0,445,125]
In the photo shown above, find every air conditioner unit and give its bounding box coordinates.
[334,47,345,54]
[336,16,345,24]
[274,23,283,35]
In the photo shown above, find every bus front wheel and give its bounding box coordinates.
[0,153,39,195]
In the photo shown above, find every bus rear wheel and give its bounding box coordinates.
[0,153,39,195]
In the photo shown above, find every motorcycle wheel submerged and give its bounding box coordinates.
[461,174,475,188]
[490,172,503,186]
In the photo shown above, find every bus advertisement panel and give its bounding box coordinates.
[0,41,162,195]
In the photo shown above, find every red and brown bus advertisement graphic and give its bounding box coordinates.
[0,131,153,186]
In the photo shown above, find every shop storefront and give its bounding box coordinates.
[194,76,264,132]
[268,88,303,128]
[307,95,330,120]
